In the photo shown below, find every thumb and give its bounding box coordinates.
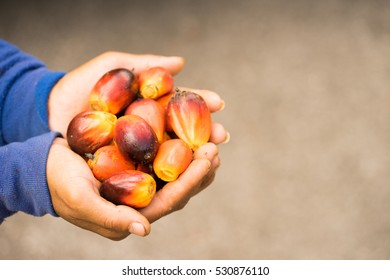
[79,195,153,239]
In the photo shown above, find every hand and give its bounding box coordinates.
[139,142,221,223]
[47,138,221,240]
[47,137,151,240]
[48,51,226,137]
[46,52,229,240]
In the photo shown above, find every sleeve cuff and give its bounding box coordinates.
[35,71,66,126]
[1,70,65,144]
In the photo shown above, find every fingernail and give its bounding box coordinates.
[169,55,183,59]
[222,132,230,144]
[129,222,146,236]
[170,56,185,64]
[218,100,225,111]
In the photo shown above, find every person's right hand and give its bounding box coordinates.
[47,137,152,240]
[47,137,222,240]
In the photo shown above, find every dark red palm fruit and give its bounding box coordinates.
[66,110,117,156]
[100,170,156,208]
[114,114,159,164]
[89,68,138,114]
[124,98,166,143]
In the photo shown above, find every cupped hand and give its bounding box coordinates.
[46,52,228,240]
[48,51,226,137]
[47,137,151,240]
[47,138,221,240]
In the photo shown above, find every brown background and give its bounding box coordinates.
[1,0,390,259]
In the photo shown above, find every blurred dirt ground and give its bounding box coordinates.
[1,0,390,259]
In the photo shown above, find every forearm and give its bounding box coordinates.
[0,39,65,144]
[0,132,61,223]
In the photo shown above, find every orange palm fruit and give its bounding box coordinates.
[100,170,156,208]
[136,162,167,191]
[138,67,174,99]
[153,139,193,182]
[114,115,159,164]
[166,90,211,150]
[87,145,136,182]
[124,98,166,143]
[89,68,138,114]
[66,110,117,156]
[156,90,175,132]
[156,90,175,110]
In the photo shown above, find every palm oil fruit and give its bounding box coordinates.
[153,139,193,182]
[167,90,212,150]
[138,66,174,99]
[156,90,175,132]
[87,145,136,182]
[156,90,175,110]
[89,68,138,114]
[100,170,156,208]
[65,65,222,209]
[125,98,166,143]
[114,114,159,164]
[66,110,117,156]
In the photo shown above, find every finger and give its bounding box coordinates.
[177,87,225,113]
[210,122,230,144]
[190,143,220,195]
[64,52,185,93]
[194,155,221,195]
[95,52,185,76]
[139,158,211,223]
[193,142,219,161]
[127,54,185,76]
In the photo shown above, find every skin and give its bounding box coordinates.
[46,52,229,240]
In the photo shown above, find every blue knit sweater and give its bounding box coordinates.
[0,39,65,223]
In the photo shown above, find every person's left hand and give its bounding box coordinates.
[47,51,226,137]
[48,51,184,136]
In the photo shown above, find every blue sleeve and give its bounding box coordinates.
[0,39,66,222]
[0,132,61,222]
[0,39,65,144]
